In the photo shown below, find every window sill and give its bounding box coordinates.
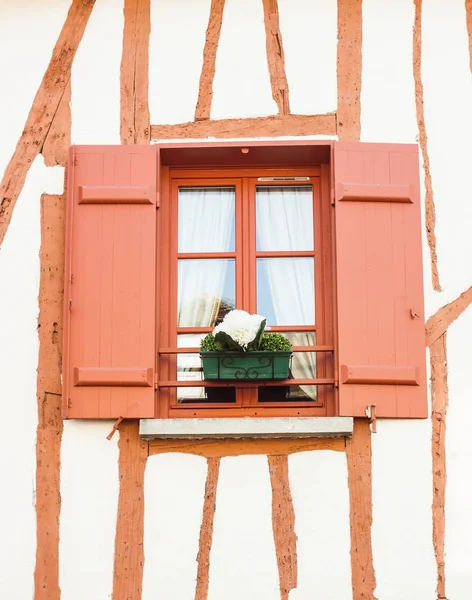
[139,416,353,440]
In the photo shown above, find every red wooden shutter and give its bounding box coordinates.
[63,145,158,418]
[333,142,427,418]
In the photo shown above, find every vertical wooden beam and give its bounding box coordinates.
[268,455,298,600]
[262,0,290,115]
[430,334,448,599]
[195,0,226,121]
[121,0,151,144]
[337,0,362,141]
[337,3,374,596]
[34,193,66,600]
[194,458,220,600]
[346,419,377,600]
[413,0,441,291]
[112,420,148,600]
[0,0,96,246]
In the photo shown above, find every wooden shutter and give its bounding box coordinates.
[333,142,427,418]
[63,145,158,418]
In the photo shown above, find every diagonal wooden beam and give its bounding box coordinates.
[121,0,151,144]
[195,0,226,121]
[425,285,472,347]
[413,0,441,291]
[262,0,290,115]
[0,0,96,246]
[151,113,336,140]
[268,455,297,600]
[194,458,220,600]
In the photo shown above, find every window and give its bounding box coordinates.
[156,168,334,418]
[63,141,428,421]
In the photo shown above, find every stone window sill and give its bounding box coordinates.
[139,417,353,440]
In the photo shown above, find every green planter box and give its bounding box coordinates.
[200,351,292,381]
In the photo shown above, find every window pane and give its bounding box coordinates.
[177,334,235,404]
[256,185,313,251]
[178,259,235,327]
[258,332,317,402]
[257,258,314,325]
[178,187,235,252]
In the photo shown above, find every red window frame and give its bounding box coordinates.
[156,166,336,419]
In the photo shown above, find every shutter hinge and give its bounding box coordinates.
[330,188,335,205]
[154,372,158,390]
[70,273,75,284]
[365,404,377,433]
[73,155,78,167]
[156,191,160,208]
[67,398,72,409]
[68,299,72,310]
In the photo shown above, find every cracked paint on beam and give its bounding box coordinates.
[430,334,448,599]
[337,0,362,141]
[262,0,290,115]
[34,193,66,600]
[121,0,151,144]
[112,421,148,600]
[42,81,71,168]
[151,113,336,139]
[268,455,297,600]
[194,458,220,600]
[195,0,226,121]
[346,419,377,600]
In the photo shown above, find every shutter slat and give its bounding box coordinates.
[63,145,158,419]
[334,142,427,418]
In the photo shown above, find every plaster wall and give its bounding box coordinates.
[0,1,471,599]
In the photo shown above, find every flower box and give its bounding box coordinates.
[200,351,292,381]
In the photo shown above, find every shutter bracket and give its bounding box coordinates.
[106,416,124,441]
[365,404,377,433]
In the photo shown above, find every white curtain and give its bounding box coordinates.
[178,188,234,327]
[256,186,316,398]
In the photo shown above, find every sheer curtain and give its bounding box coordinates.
[178,187,234,327]
[256,186,316,396]
[177,187,234,401]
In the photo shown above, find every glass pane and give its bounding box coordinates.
[178,259,235,327]
[257,258,314,325]
[177,334,235,404]
[178,187,235,252]
[256,185,313,251]
[258,332,317,402]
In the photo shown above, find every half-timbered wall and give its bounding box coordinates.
[0,1,471,599]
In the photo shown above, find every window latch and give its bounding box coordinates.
[365,404,377,433]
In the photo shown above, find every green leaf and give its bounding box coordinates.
[214,331,243,352]
[247,318,266,351]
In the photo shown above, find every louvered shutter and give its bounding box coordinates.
[333,142,427,418]
[63,145,158,418]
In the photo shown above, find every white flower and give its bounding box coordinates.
[214,309,265,350]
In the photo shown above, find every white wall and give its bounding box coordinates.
[0,157,63,599]
[59,421,119,600]
[0,0,471,598]
[0,0,71,176]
